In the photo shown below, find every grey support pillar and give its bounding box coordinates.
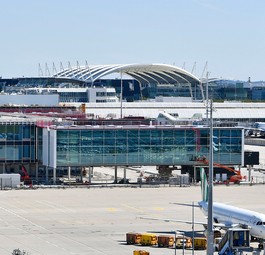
[80,167,83,183]
[88,166,92,184]
[68,166,71,181]
[53,167,56,185]
[123,167,126,184]
[45,165,48,184]
[35,162,39,183]
[91,166,94,177]
[114,166,118,183]
[193,166,197,183]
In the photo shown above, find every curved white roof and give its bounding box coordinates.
[54,63,200,85]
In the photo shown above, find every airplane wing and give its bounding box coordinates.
[139,216,207,226]
[139,216,239,229]
[170,202,200,208]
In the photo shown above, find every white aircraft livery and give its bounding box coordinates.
[199,168,265,243]
[141,168,265,249]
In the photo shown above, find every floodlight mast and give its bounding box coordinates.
[206,73,209,123]
[206,99,214,255]
[204,70,214,255]
[120,71,123,119]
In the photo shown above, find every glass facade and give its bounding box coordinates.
[2,77,265,102]
[58,91,88,102]
[0,123,36,162]
[142,84,203,100]
[56,126,243,167]
[206,80,265,101]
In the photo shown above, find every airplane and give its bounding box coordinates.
[245,122,265,137]
[140,168,265,249]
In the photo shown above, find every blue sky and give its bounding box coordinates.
[1,0,265,80]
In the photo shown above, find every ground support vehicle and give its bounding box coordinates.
[126,232,142,244]
[193,237,207,250]
[20,165,32,185]
[133,250,149,255]
[218,229,250,255]
[196,157,246,184]
[175,236,192,249]
[140,233,158,246]
[157,235,174,247]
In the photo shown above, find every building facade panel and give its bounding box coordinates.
[54,126,243,167]
[0,123,36,163]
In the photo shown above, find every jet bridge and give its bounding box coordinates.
[218,229,250,255]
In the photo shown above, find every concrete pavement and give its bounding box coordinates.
[0,184,264,255]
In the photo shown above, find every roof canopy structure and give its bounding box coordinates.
[54,63,200,85]
[54,63,203,100]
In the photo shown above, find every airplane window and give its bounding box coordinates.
[256,221,261,225]
[263,222,265,225]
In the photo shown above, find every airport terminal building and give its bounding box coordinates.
[0,114,244,183]
[46,125,243,167]
[1,64,265,126]
[1,64,265,102]
[0,63,260,184]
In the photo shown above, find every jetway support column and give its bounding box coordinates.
[45,165,48,184]
[114,166,118,183]
[53,167,56,185]
[123,167,126,184]
[88,166,92,183]
[35,162,39,183]
[68,166,71,181]
[80,167,83,183]
[193,166,197,183]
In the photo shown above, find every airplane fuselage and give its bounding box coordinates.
[199,201,265,239]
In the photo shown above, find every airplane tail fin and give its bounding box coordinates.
[200,167,208,202]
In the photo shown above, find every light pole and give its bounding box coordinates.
[174,231,176,255]
[173,230,185,255]
[192,201,195,255]
[182,232,185,255]
[120,71,123,119]
[206,72,209,124]
[204,70,214,255]
[206,99,214,255]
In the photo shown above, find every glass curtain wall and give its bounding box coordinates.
[56,127,243,166]
[0,123,36,162]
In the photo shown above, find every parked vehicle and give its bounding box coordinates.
[20,165,32,185]
[140,233,158,246]
[196,157,246,184]
[175,236,192,249]
[118,178,130,184]
[126,232,142,244]
[193,237,207,250]
[133,250,149,255]
[157,235,174,247]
